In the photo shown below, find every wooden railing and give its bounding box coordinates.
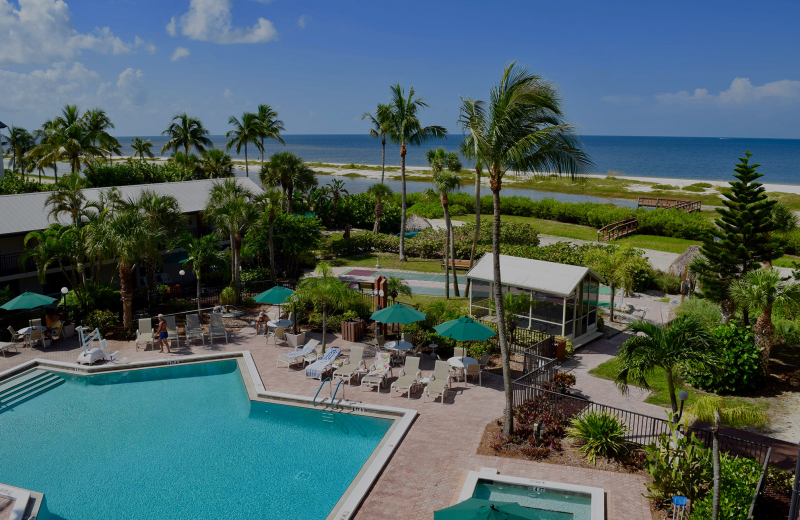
[598,217,639,241]
[637,197,701,213]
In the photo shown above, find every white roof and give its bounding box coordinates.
[465,254,604,297]
[0,177,263,238]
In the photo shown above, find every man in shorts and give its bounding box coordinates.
[154,314,170,353]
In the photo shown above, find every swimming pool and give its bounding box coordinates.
[0,359,397,520]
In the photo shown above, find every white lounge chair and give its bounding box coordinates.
[0,340,17,357]
[391,356,421,399]
[164,315,181,348]
[135,318,153,351]
[305,348,341,379]
[424,360,452,405]
[209,313,228,344]
[333,345,365,385]
[7,326,26,348]
[277,339,319,371]
[361,352,392,392]
[185,314,204,345]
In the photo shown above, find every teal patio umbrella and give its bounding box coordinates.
[370,303,426,325]
[434,498,541,520]
[434,316,497,342]
[0,292,57,311]
[253,286,295,305]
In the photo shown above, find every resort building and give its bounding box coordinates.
[466,254,604,345]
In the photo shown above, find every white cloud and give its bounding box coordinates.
[171,0,278,44]
[134,36,157,55]
[657,78,800,105]
[0,0,133,65]
[115,68,147,106]
[223,88,233,101]
[298,15,305,29]
[171,47,190,61]
[166,16,177,37]
[0,62,98,110]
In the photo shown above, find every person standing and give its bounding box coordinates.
[154,314,170,353]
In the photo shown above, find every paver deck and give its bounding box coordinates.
[0,322,652,520]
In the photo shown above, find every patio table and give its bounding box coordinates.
[267,319,293,329]
[385,340,413,366]
[448,356,478,381]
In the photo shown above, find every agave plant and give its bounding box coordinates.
[566,410,629,464]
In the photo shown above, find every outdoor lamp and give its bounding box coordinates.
[61,287,68,295]
[179,270,185,287]
[677,390,689,423]
[61,287,69,321]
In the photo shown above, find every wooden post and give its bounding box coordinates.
[374,275,388,337]
[681,264,689,303]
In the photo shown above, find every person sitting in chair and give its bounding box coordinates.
[254,312,270,334]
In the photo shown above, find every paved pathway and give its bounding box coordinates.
[0,318,652,520]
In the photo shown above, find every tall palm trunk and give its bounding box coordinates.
[380,135,386,184]
[268,210,276,282]
[287,186,293,215]
[260,138,265,173]
[492,182,513,437]
[197,274,202,314]
[450,225,460,297]
[665,366,678,416]
[244,144,249,178]
[119,262,134,330]
[145,254,158,313]
[233,232,242,291]
[466,165,481,296]
[755,307,775,376]
[321,301,328,353]
[712,411,721,520]
[444,212,450,300]
[720,299,737,323]
[373,202,383,234]
[399,142,407,261]
[442,196,459,297]
[609,281,616,322]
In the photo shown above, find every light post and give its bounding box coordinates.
[677,390,689,424]
[179,270,185,297]
[61,287,69,322]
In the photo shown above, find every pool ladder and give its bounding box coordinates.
[313,377,346,411]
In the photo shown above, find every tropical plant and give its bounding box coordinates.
[179,233,229,313]
[30,105,113,173]
[458,62,592,437]
[326,179,348,214]
[675,296,722,328]
[294,262,357,352]
[170,150,201,177]
[386,83,448,261]
[729,268,800,374]
[84,107,121,163]
[201,149,234,178]
[684,323,761,394]
[255,104,285,171]
[489,292,532,345]
[260,151,316,214]
[161,112,213,156]
[4,124,35,174]
[459,121,484,296]
[566,410,630,464]
[84,309,118,335]
[771,200,798,231]
[205,179,258,290]
[44,173,87,227]
[432,170,462,298]
[583,244,643,322]
[685,396,769,520]
[220,287,237,305]
[226,112,263,178]
[366,183,394,234]
[386,276,412,300]
[362,103,393,183]
[616,317,716,417]
[131,137,155,161]
[691,454,763,520]
[253,188,282,281]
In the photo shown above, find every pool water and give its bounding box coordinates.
[473,481,592,520]
[0,361,392,520]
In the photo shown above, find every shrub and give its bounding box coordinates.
[652,184,679,190]
[85,309,118,335]
[219,287,237,305]
[653,271,682,294]
[675,297,721,328]
[566,410,630,464]
[691,454,763,520]
[466,341,493,359]
[596,314,605,332]
[84,162,195,187]
[775,318,800,347]
[542,372,576,394]
[408,202,444,219]
[0,174,46,195]
[684,323,762,394]
[240,267,271,286]
[682,184,708,192]
[162,298,195,314]
[241,297,257,306]
[555,335,575,358]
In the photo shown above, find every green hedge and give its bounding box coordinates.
[0,174,47,195]
[684,323,762,394]
[84,162,195,188]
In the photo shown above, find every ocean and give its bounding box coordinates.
[114,134,800,185]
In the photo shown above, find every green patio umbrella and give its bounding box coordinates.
[370,303,426,324]
[434,316,497,341]
[434,498,541,520]
[253,286,295,304]
[0,292,57,311]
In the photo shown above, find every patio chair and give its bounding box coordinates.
[424,360,452,405]
[30,318,42,328]
[391,356,421,399]
[454,347,467,358]
[209,313,228,344]
[361,352,393,392]
[332,345,365,385]
[464,362,482,386]
[185,314,204,345]
[0,339,17,357]
[164,316,181,348]
[402,333,413,344]
[29,328,45,349]
[478,352,490,370]
[277,339,319,371]
[135,318,154,351]
[7,326,26,348]
[305,348,341,380]
[50,320,63,341]
[266,326,286,348]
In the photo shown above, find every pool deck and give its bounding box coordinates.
[0,325,652,520]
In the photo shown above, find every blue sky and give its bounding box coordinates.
[1,0,799,138]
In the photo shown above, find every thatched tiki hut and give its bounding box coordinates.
[668,245,702,280]
[406,214,432,232]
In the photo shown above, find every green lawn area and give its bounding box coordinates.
[328,252,444,273]
[616,235,702,254]
[773,255,800,268]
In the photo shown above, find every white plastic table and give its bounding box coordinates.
[385,340,413,366]
[448,356,478,381]
[17,326,48,335]
[267,319,293,328]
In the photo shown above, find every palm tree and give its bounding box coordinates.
[161,112,213,156]
[205,179,258,289]
[294,262,356,352]
[489,292,532,346]
[179,234,229,314]
[31,119,60,181]
[45,174,86,227]
[253,189,282,282]
[131,137,155,162]
[30,106,109,174]
[226,112,263,178]
[362,103,393,183]
[432,170,462,298]
[170,151,201,177]
[83,107,120,163]
[459,111,484,296]
[729,268,800,375]
[366,183,393,234]
[685,396,768,520]
[326,179,348,214]
[201,149,234,178]
[583,244,641,322]
[616,317,716,417]
[387,276,413,301]
[19,226,67,285]
[255,104,285,171]
[5,124,35,174]
[459,63,592,437]
[386,84,448,261]
[260,151,316,214]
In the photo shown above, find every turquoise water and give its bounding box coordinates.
[0,361,392,520]
[473,481,593,520]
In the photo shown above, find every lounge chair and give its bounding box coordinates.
[464,362,482,386]
[424,360,452,405]
[266,326,286,347]
[209,313,228,344]
[185,314,204,345]
[277,339,319,371]
[303,341,325,365]
[391,356,421,399]
[164,315,181,348]
[135,318,153,351]
[0,339,17,357]
[305,348,341,379]
[332,345,365,385]
[361,352,393,392]
[7,326,26,348]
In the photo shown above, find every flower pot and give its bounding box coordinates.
[285,332,306,349]
[554,338,567,362]
[341,320,364,342]
[63,324,75,339]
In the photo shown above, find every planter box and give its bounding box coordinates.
[285,332,306,349]
[554,338,567,362]
[63,324,75,339]
[341,320,365,342]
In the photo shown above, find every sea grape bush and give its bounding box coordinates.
[684,323,762,394]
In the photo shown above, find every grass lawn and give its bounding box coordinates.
[328,253,444,273]
[773,255,800,268]
[616,235,702,254]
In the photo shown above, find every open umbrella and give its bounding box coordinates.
[0,292,57,311]
[253,286,294,305]
[370,303,426,325]
[434,316,497,341]
[434,498,541,520]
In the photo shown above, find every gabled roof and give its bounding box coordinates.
[0,177,263,238]
[465,253,604,297]
[0,120,7,129]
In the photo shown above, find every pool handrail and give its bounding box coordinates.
[313,377,331,407]
[330,378,346,407]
